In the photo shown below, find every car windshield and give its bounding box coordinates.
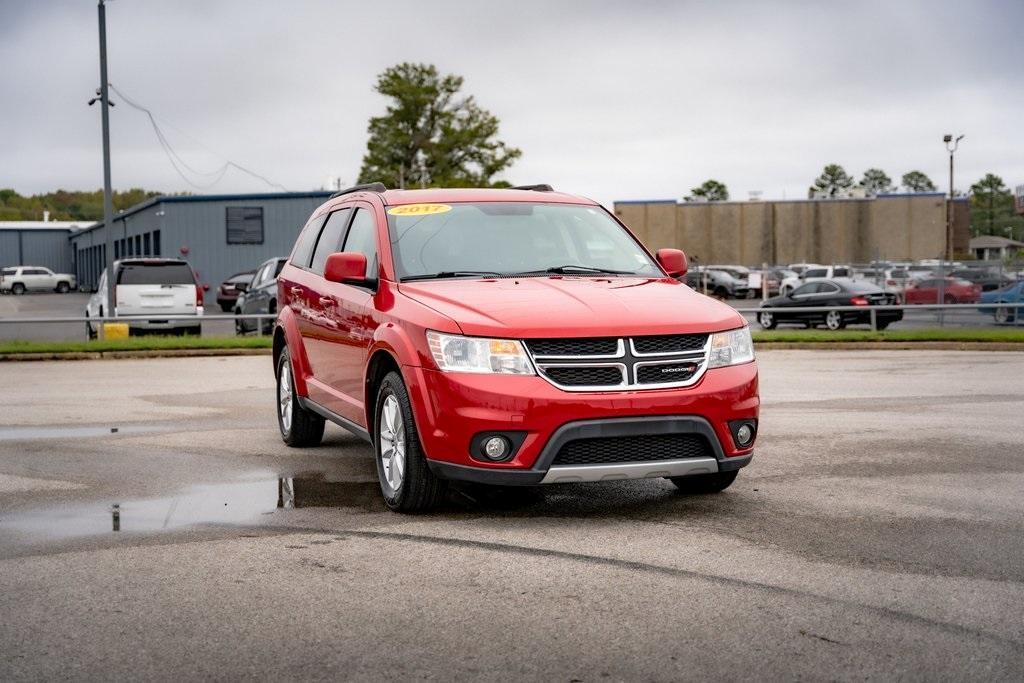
[386,202,660,280]
[117,262,195,285]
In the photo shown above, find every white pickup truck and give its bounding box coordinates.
[86,259,203,338]
[0,266,77,294]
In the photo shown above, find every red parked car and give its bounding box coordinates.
[904,277,982,304]
[273,183,759,512]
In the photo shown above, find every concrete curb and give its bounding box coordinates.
[0,348,272,362]
[2,342,1023,362]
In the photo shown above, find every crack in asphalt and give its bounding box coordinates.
[275,526,1024,652]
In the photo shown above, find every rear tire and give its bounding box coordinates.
[276,347,325,447]
[876,321,891,330]
[943,294,956,304]
[12,283,25,295]
[220,303,233,313]
[825,310,846,331]
[758,311,777,330]
[670,470,738,494]
[994,307,1012,324]
[374,371,447,513]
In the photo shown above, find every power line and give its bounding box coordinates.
[109,83,288,192]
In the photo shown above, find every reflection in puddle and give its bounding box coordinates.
[0,474,380,541]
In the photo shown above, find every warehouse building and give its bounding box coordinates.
[68,191,332,292]
[614,193,971,265]
[0,220,91,274]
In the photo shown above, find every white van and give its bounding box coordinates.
[85,259,203,338]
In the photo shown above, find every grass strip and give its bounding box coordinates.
[752,328,1024,343]
[0,335,273,355]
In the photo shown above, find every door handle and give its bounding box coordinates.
[319,296,336,307]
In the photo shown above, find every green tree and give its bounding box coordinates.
[901,170,937,193]
[808,164,854,198]
[969,173,1024,240]
[858,168,893,196]
[357,63,521,188]
[0,188,163,221]
[685,179,729,202]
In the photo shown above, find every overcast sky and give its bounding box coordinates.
[2,0,1022,207]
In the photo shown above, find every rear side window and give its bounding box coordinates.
[833,267,850,277]
[117,262,196,285]
[291,215,327,268]
[310,208,352,275]
[342,209,378,277]
[1,269,15,276]
[804,268,828,278]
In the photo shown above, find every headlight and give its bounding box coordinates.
[426,331,535,375]
[708,326,754,368]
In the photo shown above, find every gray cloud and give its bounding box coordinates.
[1,0,1022,207]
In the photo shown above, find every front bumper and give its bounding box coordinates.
[405,362,759,486]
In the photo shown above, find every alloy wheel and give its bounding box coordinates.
[825,310,843,330]
[994,307,1011,324]
[379,395,406,492]
[759,311,774,329]
[278,362,293,432]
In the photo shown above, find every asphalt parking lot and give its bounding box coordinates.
[1,350,1022,680]
[0,291,1008,342]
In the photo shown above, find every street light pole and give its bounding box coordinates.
[97,0,115,325]
[943,133,964,261]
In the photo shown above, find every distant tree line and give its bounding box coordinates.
[0,188,163,222]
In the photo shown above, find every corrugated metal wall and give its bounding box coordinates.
[0,229,75,273]
[69,193,330,292]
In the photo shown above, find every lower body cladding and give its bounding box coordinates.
[406,362,758,487]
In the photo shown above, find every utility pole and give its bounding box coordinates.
[97,0,115,324]
[943,133,964,261]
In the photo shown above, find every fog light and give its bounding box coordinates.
[483,436,510,460]
[736,424,753,446]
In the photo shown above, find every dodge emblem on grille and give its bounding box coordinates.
[661,364,696,374]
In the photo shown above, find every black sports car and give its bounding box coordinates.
[234,257,287,334]
[758,278,902,330]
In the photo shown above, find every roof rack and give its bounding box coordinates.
[330,182,387,199]
[510,184,554,192]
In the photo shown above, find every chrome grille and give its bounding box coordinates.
[525,338,620,357]
[526,334,710,392]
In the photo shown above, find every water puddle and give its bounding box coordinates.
[0,473,380,541]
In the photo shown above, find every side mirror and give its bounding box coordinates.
[324,252,368,285]
[235,281,249,293]
[656,248,687,278]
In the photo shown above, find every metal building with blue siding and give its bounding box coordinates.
[67,191,332,293]
[0,222,88,274]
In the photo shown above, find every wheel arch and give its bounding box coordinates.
[273,306,311,396]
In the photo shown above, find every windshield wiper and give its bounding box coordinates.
[401,271,503,282]
[513,265,638,276]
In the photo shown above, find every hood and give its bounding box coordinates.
[399,276,746,338]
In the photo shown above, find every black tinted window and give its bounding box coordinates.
[804,268,828,278]
[311,209,352,274]
[117,262,195,285]
[272,259,286,278]
[793,283,818,295]
[291,215,327,268]
[342,209,378,277]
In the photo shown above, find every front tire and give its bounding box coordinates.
[994,307,1013,324]
[56,281,70,293]
[374,371,446,513]
[276,347,325,447]
[758,311,777,330]
[670,470,738,494]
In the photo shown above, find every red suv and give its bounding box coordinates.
[273,183,759,512]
